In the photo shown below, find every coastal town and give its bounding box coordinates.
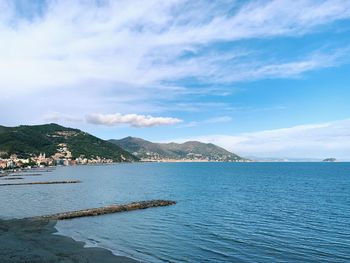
[137,152,250,162]
[0,143,113,171]
[0,149,248,171]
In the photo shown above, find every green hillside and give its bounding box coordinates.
[110,137,245,161]
[0,124,138,162]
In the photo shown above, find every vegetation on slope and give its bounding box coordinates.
[0,124,138,162]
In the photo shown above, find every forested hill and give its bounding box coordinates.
[0,123,138,162]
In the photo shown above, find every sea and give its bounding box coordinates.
[0,162,349,262]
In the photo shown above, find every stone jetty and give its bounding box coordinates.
[0,180,81,186]
[31,200,176,221]
[9,173,43,176]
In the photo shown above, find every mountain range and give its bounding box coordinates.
[109,136,245,162]
[0,123,244,163]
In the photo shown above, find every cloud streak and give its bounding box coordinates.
[86,113,182,128]
[0,0,349,139]
[1,0,350,96]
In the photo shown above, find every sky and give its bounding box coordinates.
[1,0,350,160]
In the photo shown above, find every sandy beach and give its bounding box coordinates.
[0,218,137,263]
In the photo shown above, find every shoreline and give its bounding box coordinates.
[0,218,138,263]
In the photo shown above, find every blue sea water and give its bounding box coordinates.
[0,162,349,262]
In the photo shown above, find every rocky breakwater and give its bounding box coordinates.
[0,180,81,187]
[31,200,177,221]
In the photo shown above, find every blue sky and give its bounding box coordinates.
[1,0,350,159]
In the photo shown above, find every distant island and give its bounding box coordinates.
[323,158,337,162]
[0,123,247,171]
[110,136,247,162]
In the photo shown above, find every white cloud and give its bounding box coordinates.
[173,119,350,160]
[0,0,350,97]
[1,0,350,128]
[86,113,182,128]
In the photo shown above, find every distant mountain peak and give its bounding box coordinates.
[110,137,246,162]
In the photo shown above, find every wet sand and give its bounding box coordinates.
[0,219,137,263]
